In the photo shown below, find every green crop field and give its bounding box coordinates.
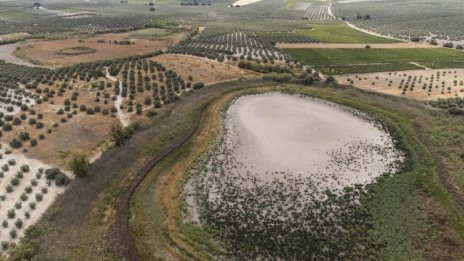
[294,24,399,43]
[285,48,464,74]
[128,28,171,39]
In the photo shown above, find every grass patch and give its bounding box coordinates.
[285,48,464,74]
[55,46,96,55]
[128,28,170,40]
[294,24,399,43]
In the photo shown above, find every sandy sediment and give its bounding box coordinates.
[226,93,399,189]
[230,0,262,6]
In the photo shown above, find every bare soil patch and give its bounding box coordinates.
[336,69,464,101]
[277,42,438,48]
[151,54,256,84]
[24,113,118,168]
[16,31,187,67]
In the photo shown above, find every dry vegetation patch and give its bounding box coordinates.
[56,46,96,56]
[151,54,256,84]
[0,32,30,42]
[16,31,187,67]
[336,69,464,101]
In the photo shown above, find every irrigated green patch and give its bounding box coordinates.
[294,24,399,43]
[285,48,464,74]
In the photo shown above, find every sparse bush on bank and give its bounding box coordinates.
[69,153,90,178]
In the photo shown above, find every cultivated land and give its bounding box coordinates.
[291,24,400,43]
[336,69,464,101]
[285,48,464,74]
[15,30,188,67]
[151,54,257,84]
[0,0,463,260]
[333,0,464,43]
[277,42,437,49]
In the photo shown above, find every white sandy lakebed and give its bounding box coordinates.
[226,93,400,189]
[185,92,403,223]
[230,0,262,6]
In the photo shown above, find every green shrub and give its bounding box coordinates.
[15,219,23,229]
[10,229,17,239]
[69,153,89,178]
[35,193,43,202]
[10,138,22,149]
[55,173,71,186]
[7,209,15,219]
[193,82,205,90]
[262,73,293,82]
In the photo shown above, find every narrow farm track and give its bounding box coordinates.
[0,43,50,68]
[105,68,130,127]
[409,61,431,70]
[153,89,245,260]
[113,89,225,260]
[121,86,266,260]
[415,122,464,210]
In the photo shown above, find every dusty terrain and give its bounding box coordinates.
[23,113,118,167]
[224,93,400,189]
[15,31,187,67]
[151,54,256,84]
[0,76,119,167]
[277,42,438,48]
[336,69,464,100]
[0,145,69,245]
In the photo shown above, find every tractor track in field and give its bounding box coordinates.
[112,97,210,261]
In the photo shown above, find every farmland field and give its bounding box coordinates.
[285,48,464,74]
[293,24,399,43]
[15,30,189,67]
[336,69,464,100]
[333,0,464,43]
[0,0,464,260]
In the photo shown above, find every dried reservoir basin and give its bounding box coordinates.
[225,93,400,190]
[187,92,402,224]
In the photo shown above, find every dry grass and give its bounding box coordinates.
[151,54,257,84]
[16,31,187,67]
